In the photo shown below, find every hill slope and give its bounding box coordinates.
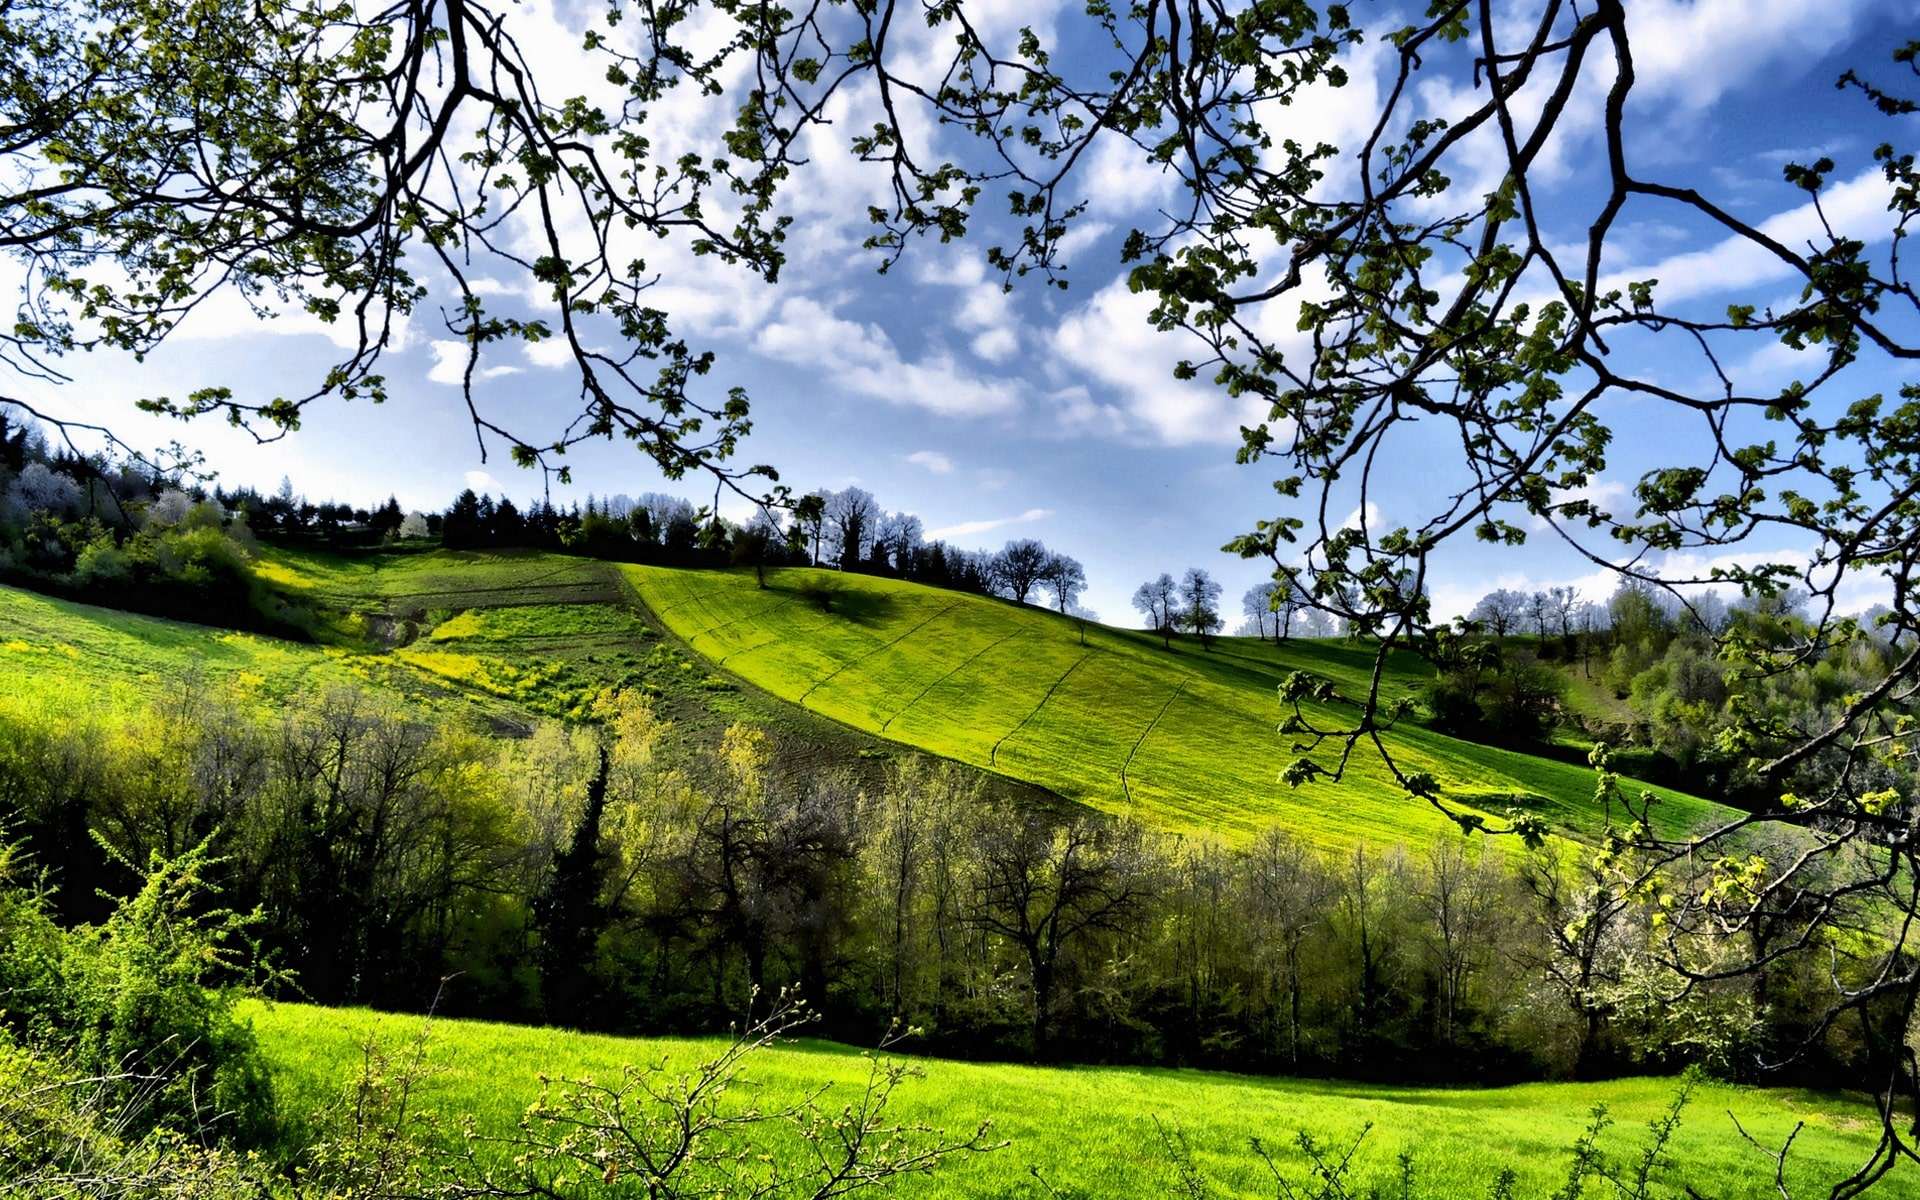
[253,1001,1889,1200]
[624,565,1726,845]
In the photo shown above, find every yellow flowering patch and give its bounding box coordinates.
[249,559,316,590]
[3,640,30,652]
[428,610,486,641]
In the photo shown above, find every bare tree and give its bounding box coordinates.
[1527,591,1553,641]
[872,510,924,574]
[1040,551,1087,614]
[1411,839,1506,1052]
[1469,589,1527,644]
[1132,573,1179,649]
[1241,830,1331,1067]
[1179,568,1224,648]
[1242,581,1276,641]
[969,813,1156,1057]
[990,538,1050,605]
[821,488,880,572]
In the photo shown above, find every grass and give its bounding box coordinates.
[0,583,446,721]
[0,550,646,728]
[250,1000,1902,1200]
[623,566,1729,846]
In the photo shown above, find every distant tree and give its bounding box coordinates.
[443,489,483,549]
[1274,581,1308,641]
[397,511,430,540]
[1241,582,1276,641]
[662,509,700,562]
[734,508,784,586]
[493,496,526,545]
[1469,589,1527,643]
[1526,591,1552,640]
[1685,590,1729,636]
[822,487,881,572]
[1040,551,1086,614]
[992,538,1051,605]
[874,510,925,575]
[1132,573,1179,649]
[1296,608,1334,638]
[1546,586,1580,655]
[1179,568,1224,647]
[370,495,404,539]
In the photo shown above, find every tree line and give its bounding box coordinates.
[0,684,1882,1092]
[0,406,1097,633]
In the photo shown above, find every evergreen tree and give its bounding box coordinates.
[531,749,613,1024]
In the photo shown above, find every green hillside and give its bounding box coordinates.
[0,548,1727,849]
[624,565,1726,846]
[252,1001,1891,1200]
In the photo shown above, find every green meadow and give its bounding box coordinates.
[251,1001,1897,1199]
[624,565,1725,846]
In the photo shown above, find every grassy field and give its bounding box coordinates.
[251,1000,1900,1200]
[623,566,1725,846]
[0,582,463,721]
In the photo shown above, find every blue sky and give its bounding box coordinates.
[12,0,1920,625]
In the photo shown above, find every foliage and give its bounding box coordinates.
[0,841,276,1143]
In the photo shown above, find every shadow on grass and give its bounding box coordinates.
[770,577,902,627]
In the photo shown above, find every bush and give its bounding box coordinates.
[0,842,276,1144]
[1422,662,1564,743]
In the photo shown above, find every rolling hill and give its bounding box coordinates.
[0,547,1726,849]
[621,565,1726,846]
[252,1000,1889,1200]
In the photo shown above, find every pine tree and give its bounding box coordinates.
[531,749,613,1024]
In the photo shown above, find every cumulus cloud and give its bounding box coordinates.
[754,297,1021,417]
[906,450,955,474]
[464,469,500,492]
[1050,274,1269,445]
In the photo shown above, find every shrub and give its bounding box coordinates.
[0,842,276,1144]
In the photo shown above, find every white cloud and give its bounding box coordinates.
[428,340,523,385]
[971,327,1020,363]
[1624,0,1877,111]
[1602,167,1896,307]
[926,507,1053,542]
[523,338,576,369]
[464,469,500,492]
[906,450,954,474]
[754,297,1021,417]
[1051,274,1268,445]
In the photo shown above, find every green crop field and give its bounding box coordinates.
[623,566,1725,846]
[251,1001,1898,1200]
